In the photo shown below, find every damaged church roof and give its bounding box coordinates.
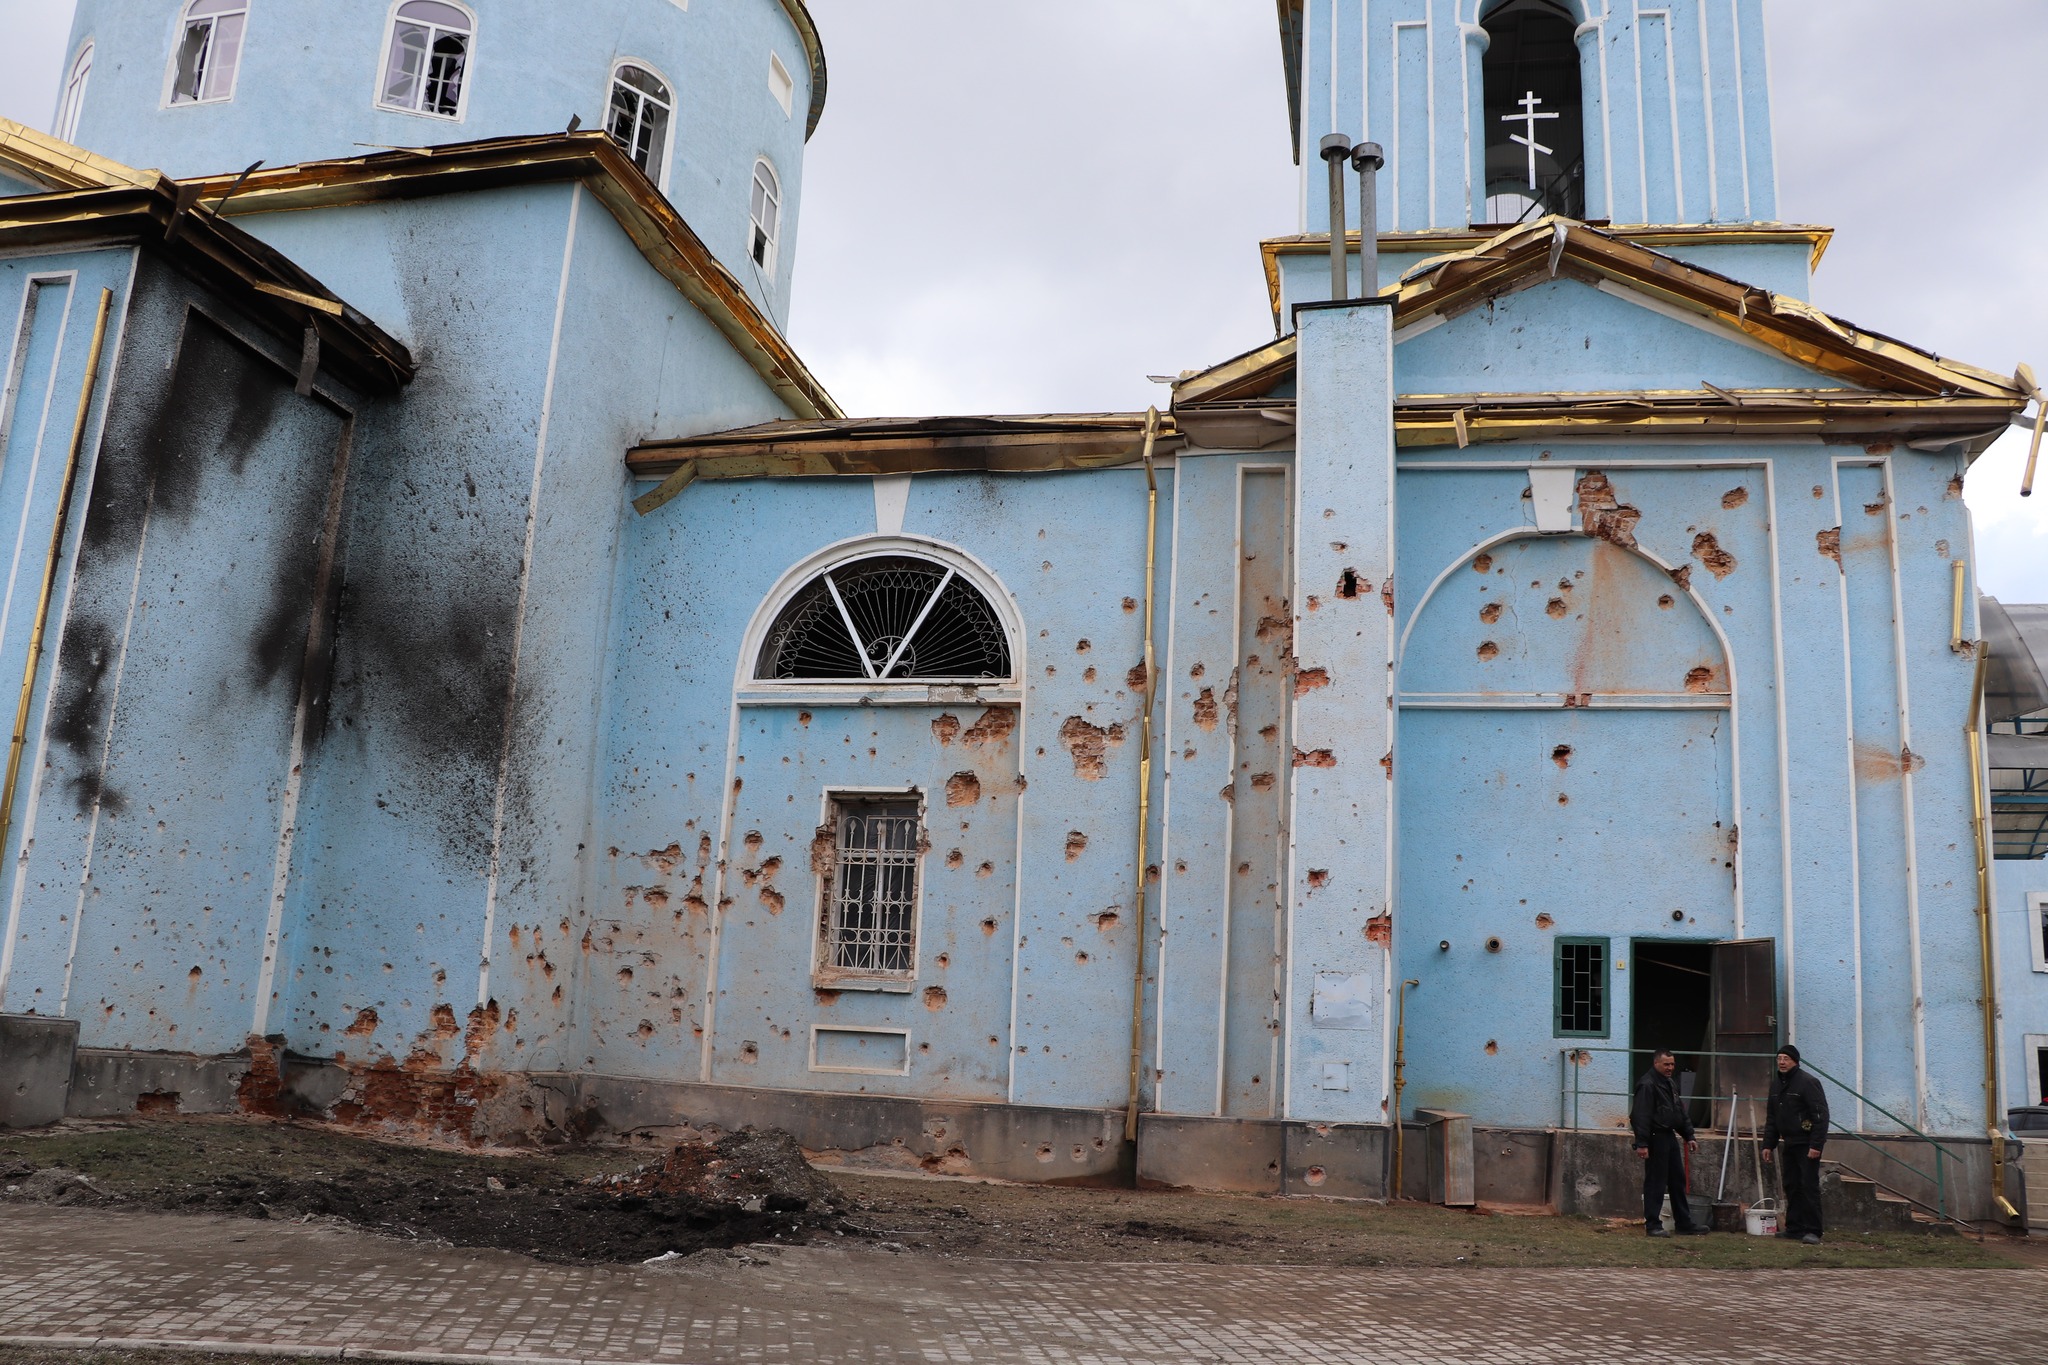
[168,131,841,421]
[0,117,415,394]
[1170,217,2029,451]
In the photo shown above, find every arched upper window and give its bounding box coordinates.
[55,42,92,141]
[379,0,472,119]
[168,0,246,106]
[606,62,673,187]
[1479,0,1585,224]
[749,158,781,276]
[756,554,1013,683]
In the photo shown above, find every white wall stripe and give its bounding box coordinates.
[477,182,583,1009]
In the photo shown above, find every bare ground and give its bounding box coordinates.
[0,1115,2029,1270]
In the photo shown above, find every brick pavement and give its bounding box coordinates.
[0,1206,2041,1364]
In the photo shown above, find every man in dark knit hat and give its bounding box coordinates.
[1761,1044,1830,1244]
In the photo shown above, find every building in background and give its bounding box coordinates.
[0,0,2039,1229]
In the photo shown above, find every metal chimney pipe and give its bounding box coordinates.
[1351,141,1385,297]
[1319,133,1353,301]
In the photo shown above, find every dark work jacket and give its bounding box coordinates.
[1763,1066,1830,1154]
[1630,1068,1695,1147]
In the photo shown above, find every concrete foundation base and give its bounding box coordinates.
[23,1045,2028,1230]
[0,1014,79,1128]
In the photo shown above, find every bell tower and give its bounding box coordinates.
[1281,0,1778,234]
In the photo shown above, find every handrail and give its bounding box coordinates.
[1559,1045,1969,1222]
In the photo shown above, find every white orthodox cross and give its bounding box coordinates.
[1502,91,1558,190]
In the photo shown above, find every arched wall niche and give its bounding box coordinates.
[1399,533,1731,704]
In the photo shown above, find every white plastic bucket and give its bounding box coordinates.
[1745,1202,1780,1237]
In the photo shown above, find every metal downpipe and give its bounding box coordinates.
[1393,978,1418,1197]
[1965,640,2021,1223]
[1123,407,1162,1145]
[0,286,112,875]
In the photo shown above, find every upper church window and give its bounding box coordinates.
[56,42,92,140]
[756,554,1013,683]
[379,0,473,120]
[1479,0,1585,224]
[749,158,781,275]
[607,63,673,187]
[168,0,247,106]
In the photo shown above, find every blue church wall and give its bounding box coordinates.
[261,181,794,1073]
[1394,278,1851,395]
[1998,859,2048,1110]
[60,0,812,318]
[1296,0,1777,233]
[0,247,374,1059]
[592,468,1176,1112]
[1382,440,1985,1134]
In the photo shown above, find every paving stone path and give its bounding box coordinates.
[0,1207,2041,1363]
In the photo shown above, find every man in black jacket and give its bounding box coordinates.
[1761,1043,1830,1244]
[1632,1049,1705,1237]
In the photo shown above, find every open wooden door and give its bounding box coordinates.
[1711,938,1778,1132]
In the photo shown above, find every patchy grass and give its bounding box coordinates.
[1,1116,2026,1270]
[836,1170,2025,1269]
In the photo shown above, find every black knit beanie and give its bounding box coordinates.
[1778,1044,1801,1064]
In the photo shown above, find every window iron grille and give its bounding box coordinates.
[1555,937,1608,1037]
[821,799,921,976]
[758,554,1011,683]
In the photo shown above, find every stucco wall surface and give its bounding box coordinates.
[59,0,810,317]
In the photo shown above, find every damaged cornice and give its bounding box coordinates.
[175,132,840,420]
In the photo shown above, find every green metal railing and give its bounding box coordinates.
[1557,1046,1966,1222]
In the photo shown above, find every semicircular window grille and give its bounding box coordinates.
[757,555,1012,682]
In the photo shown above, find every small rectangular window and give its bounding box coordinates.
[2032,893,2048,974]
[1554,937,1609,1038]
[817,793,921,981]
[768,51,794,116]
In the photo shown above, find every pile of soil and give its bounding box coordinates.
[2,1128,847,1264]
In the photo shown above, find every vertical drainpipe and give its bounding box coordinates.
[0,288,113,873]
[1123,408,1163,1147]
[1965,639,2020,1222]
[1320,133,1353,302]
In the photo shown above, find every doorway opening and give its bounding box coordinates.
[1630,939,1713,1124]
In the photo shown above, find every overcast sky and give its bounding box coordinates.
[2,0,2043,599]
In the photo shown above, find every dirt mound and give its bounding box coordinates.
[2,1128,848,1264]
[606,1128,845,1215]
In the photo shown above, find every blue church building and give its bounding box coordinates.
[0,0,2042,1228]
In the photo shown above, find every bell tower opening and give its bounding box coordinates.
[1480,0,1586,225]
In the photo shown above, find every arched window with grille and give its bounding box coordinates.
[607,62,673,188]
[1479,0,1586,224]
[378,0,473,120]
[755,552,1014,684]
[749,158,781,277]
[168,0,247,106]
[56,42,92,140]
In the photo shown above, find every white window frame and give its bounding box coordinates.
[767,50,795,117]
[55,41,93,141]
[2027,1033,2048,1110]
[163,0,249,109]
[735,537,1025,703]
[748,157,782,279]
[2030,892,2048,974]
[606,58,675,191]
[811,786,926,993]
[374,0,475,122]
